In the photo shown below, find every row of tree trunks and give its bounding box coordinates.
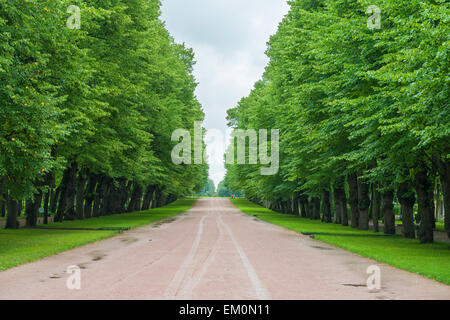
[2,163,175,228]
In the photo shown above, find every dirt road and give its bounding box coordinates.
[0,199,448,300]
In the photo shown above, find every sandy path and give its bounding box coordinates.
[0,199,448,300]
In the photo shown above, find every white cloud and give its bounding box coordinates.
[161,0,290,187]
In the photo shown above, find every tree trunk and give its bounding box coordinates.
[321,190,331,223]
[64,162,78,221]
[436,157,450,240]
[414,167,434,243]
[429,181,436,230]
[25,190,42,227]
[299,193,308,218]
[93,176,105,218]
[347,173,359,228]
[122,180,133,212]
[101,177,114,216]
[357,177,370,230]
[6,196,19,229]
[312,197,321,220]
[84,174,99,219]
[128,184,143,212]
[55,162,78,222]
[75,169,88,220]
[381,189,395,235]
[0,193,6,218]
[397,181,416,239]
[306,198,313,219]
[153,187,162,209]
[43,190,50,224]
[113,178,127,214]
[335,177,348,226]
[50,187,59,216]
[333,187,342,225]
[293,195,299,216]
[142,185,156,211]
[370,183,381,233]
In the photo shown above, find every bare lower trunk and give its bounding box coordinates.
[333,186,344,225]
[299,196,307,218]
[75,169,88,220]
[370,183,380,233]
[293,195,299,216]
[113,178,127,213]
[25,191,42,227]
[6,196,19,229]
[381,189,395,235]
[93,176,105,217]
[347,173,359,228]
[128,184,143,212]
[436,157,450,240]
[43,190,50,224]
[55,162,78,222]
[101,177,114,216]
[397,181,416,239]
[0,195,6,218]
[414,167,434,243]
[50,187,59,216]
[312,197,321,220]
[153,188,162,209]
[64,162,78,221]
[357,177,370,230]
[321,190,331,223]
[83,174,99,219]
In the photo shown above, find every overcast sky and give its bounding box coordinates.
[161,0,290,188]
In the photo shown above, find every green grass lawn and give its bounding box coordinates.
[231,199,450,285]
[0,199,196,271]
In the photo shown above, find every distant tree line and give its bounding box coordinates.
[195,179,215,197]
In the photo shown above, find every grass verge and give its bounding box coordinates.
[0,199,196,271]
[231,198,450,285]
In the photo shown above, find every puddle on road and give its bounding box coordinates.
[152,217,177,228]
[310,245,334,251]
[120,237,138,244]
[88,250,107,262]
[342,283,366,287]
